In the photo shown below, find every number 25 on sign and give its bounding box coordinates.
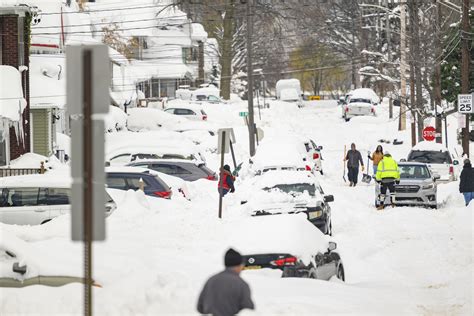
[458,94,473,114]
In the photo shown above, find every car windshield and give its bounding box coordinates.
[350,98,371,104]
[399,165,431,179]
[264,183,315,196]
[408,150,452,164]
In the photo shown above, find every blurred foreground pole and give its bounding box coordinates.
[245,0,256,156]
[461,0,471,157]
[399,2,407,131]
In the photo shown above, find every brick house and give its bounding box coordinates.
[0,5,33,164]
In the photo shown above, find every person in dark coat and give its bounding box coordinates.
[218,165,235,197]
[459,159,474,206]
[197,248,255,316]
[344,143,364,186]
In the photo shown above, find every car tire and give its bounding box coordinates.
[344,114,350,122]
[336,264,345,282]
[319,170,324,175]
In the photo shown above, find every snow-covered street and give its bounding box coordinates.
[1,100,472,315]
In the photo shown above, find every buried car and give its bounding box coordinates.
[239,171,334,235]
[230,215,344,281]
[375,162,439,209]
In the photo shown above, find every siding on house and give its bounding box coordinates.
[31,109,51,157]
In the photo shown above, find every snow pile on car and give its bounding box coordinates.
[229,214,330,264]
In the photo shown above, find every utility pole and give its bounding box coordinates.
[246,0,256,156]
[461,0,470,157]
[399,1,407,131]
[434,0,443,144]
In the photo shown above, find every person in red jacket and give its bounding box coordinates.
[218,165,235,197]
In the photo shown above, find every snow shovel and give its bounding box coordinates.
[361,151,372,184]
[343,145,347,182]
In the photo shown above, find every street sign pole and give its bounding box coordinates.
[229,141,237,170]
[458,94,473,156]
[83,49,93,316]
[218,130,226,219]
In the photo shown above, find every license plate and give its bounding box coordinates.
[243,266,261,270]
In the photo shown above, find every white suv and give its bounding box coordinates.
[0,174,116,225]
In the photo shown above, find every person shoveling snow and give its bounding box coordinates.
[375,152,400,210]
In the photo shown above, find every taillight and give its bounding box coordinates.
[313,153,319,159]
[345,107,349,112]
[305,165,311,171]
[449,166,454,174]
[154,191,172,199]
[206,175,217,181]
[371,107,375,113]
[202,115,207,121]
[270,256,297,267]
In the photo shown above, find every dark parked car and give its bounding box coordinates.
[126,159,217,182]
[106,167,172,199]
[233,216,345,281]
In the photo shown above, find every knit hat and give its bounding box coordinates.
[464,158,471,165]
[384,151,391,156]
[224,248,243,267]
[223,165,231,172]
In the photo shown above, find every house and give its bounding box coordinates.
[0,4,36,166]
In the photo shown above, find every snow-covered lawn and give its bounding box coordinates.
[0,100,472,315]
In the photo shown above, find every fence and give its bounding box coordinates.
[0,162,46,178]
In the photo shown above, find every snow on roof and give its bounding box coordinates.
[229,214,329,264]
[0,66,26,122]
[126,107,185,131]
[350,88,380,103]
[191,23,208,42]
[191,87,220,99]
[153,29,192,47]
[29,55,66,109]
[251,170,315,189]
[0,173,71,188]
[411,141,450,152]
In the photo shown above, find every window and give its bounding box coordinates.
[127,177,149,190]
[0,188,40,207]
[151,164,191,175]
[175,109,195,115]
[182,47,198,64]
[264,183,316,197]
[0,138,7,166]
[164,108,175,114]
[106,176,128,190]
[46,188,70,205]
[131,154,160,161]
[399,165,431,179]
[407,151,452,164]
[207,95,220,102]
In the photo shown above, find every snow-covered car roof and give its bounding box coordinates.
[128,158,205,166]
[165,104,204,111]
[105,166,156,175]
[251,140,307,171]
[229,214,330,264]
[349,88,379,103]
[249,170,315,189]
[126,107,185,131]
[411,141,450,152]
[0,174,71,188]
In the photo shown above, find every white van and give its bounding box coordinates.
[0,174,116,225]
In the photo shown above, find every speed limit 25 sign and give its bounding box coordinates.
[458,94,473,113]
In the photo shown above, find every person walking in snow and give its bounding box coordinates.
[218,165,235,197]
[459,158,474,206]
[197,248,255,316]
[375,152,400,210]
[345,143,364,186]
[368,145,384,175]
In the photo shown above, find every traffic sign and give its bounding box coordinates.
[423,126,436,141]
[217,128,235,154]
[239,111,249,117]
[458,94,473,113]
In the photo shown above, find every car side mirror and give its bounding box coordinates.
[328,242,337,252]
[433,174,441,181]
[453,160,459,165]
[400,159,407,162]
[324,195,334,203]
[317,146,323,150]
[13,262,27,275]
[241,200,248,205]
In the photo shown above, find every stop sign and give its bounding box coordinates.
[423,126,436,141]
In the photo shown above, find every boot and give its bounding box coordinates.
[349,182,353,187]
[377,204,384,210]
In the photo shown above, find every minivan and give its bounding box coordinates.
[0,174,116,225]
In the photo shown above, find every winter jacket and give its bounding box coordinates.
[376,155,400,181]
[197,269,255,316]
[459,163,474,193]
[371,152,384,166]
[346,150,364,168]
[218,169,235,191]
